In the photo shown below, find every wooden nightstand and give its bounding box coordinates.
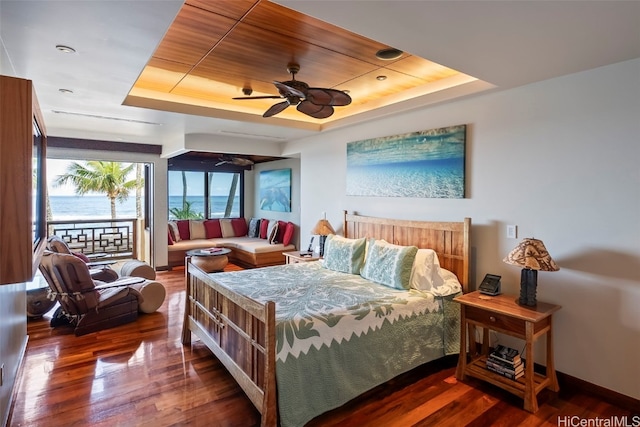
[454,291,561,413]
[283,251,320,264]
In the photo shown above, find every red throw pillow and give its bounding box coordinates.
[177,220,191,240]
[282,222,295,246]
[276,220,287,244]
[72,252,91,263]
[204,219,222,238]
[231,218,248,237]
[259,219,269,239]
[168,230,174,246]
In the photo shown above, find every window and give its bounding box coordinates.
[168,170,243,220]
[208,172,240,218]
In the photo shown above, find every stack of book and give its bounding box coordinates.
[486,345,524,380]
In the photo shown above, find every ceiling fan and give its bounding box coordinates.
[215,155,254,167]
[233,63,352,119]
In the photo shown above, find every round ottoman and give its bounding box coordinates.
[120,260,156,280]
[130,281,166,314]
[26,287,56,318]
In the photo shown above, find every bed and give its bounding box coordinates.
[181,211,471,427]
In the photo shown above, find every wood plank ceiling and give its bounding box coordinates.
[125,0,472,128]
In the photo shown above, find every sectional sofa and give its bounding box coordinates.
[167,217,296,269]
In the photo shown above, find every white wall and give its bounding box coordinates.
[283,59,640,400]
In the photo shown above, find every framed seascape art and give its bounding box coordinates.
[259,168,292,212]
[346,124,466,198]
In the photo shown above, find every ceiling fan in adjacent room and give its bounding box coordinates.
[215,155,255,167]
[233,63,352,119]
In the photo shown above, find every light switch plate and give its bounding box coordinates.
[507,225,517,239]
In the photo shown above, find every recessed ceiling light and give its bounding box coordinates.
[376,75,387,81]
[55,45,76,53]
[375,48,403,60]
[58,88,74,94]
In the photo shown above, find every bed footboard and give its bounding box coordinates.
[182,258,277,427]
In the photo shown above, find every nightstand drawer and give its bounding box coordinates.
[465,305,526,336]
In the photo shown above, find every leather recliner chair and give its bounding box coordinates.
[46,235,120,282]
[39,251,144,336]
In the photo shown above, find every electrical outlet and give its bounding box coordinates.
[507,225,517,239]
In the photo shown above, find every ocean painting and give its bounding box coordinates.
[346,124,466,198]
[259,168,292,212]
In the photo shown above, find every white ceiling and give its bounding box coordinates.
[1,0,638,156]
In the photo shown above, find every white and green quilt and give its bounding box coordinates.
[209,261,461,427]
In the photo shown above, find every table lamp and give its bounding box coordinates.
[311,215,335,257]
[503,238,559,306]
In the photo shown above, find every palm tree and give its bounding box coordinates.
[135,163,143,219]
[54,161,137,219]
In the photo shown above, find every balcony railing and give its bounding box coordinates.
[48,218,139,260]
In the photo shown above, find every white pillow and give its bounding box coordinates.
[430,268,462,296]
[409,249,445,291]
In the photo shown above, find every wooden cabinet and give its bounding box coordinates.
[454,291,560,413]
[0,75,47,285]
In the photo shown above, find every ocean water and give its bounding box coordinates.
[48,195,239,220]
[346,158,465,198]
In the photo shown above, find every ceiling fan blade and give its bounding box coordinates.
[274,81,306,99]
[297,101,334,119]
[263,101,291,117]
[232,95,283,100]
[306,88,352,106]
[231,157,254,166]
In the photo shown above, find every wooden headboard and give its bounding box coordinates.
[343,211,471,293]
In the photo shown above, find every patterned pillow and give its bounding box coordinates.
[267,220,279,244]
[322,235,366,274]
[248,218,261,238]
[168,221,181,242]
[361,239,418,290]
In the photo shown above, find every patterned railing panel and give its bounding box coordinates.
[48,218,138,259]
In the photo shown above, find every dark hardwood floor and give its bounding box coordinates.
[10,265,635,426]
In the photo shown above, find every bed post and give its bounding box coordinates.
[181,256,192,345]
[343,210,348,237]
[262,300,277,427]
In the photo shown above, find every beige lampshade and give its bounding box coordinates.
[503,238,560,271]
[311,219,335,236]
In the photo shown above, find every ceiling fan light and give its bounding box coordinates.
[375,48,403,60]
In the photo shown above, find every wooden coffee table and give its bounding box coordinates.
[186,248,231,273]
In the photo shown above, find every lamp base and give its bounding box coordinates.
[518,269,538,307]
[318,235,327,257]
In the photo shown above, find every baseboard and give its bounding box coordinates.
[556,370,640,414]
